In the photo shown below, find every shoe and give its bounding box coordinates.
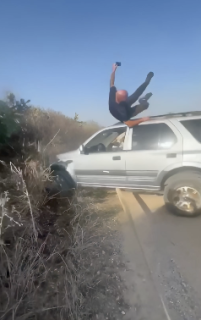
[139,92,153,104]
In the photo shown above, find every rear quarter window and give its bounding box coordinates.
[180,119,201,143]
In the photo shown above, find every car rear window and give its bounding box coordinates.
[180,119,201,143]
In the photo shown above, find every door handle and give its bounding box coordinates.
[112,156,121,160]
[166,153,176,158]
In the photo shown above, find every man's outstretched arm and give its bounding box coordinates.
[110,63,118,87]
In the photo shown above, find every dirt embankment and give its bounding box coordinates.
[77,188,129,320]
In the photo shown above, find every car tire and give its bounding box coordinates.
[164,171,201,217]
[46,169,76,198]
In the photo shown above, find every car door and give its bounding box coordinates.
[125,121,183,190]
[74,125,129,187]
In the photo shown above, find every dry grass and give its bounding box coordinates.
[0,163,128,320]
[0,98,127,320]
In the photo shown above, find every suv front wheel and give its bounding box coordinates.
[164,172,201,217]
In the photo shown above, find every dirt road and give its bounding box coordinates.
[117,189,201,320]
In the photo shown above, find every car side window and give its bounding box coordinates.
[158,123,177,149]
[84,127,127,154]
[132,123,176,151]
[180,119,201,143]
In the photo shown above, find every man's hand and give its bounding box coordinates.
[110,63,118,87]
[112,63,118,73]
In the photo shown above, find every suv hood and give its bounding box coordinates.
[56,149,80,162]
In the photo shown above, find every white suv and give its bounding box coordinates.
[53,112,201,217]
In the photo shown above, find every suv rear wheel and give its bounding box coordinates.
[164,172,201,217]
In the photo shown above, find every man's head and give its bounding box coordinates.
[116,90,128,103]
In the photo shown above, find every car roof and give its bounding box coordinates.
[109,111,201,128]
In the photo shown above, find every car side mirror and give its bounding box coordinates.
[79,144,87,155]
[79,144,84,154]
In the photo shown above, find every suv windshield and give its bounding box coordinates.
[85,127,127,153]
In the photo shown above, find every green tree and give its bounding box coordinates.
[0,94,31,158]
[73,112,85,126]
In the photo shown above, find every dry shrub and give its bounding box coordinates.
[26,108,101,158]
[0,159,75,320]
[0,98,127,320]
[0,163,127,320]
[0,95,101,162]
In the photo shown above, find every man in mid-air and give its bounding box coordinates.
[109,63,154,127]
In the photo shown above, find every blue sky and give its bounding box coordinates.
[0,0,201,126]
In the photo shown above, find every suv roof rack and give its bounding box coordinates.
[113,111,201,126]
[148,111,201,119]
